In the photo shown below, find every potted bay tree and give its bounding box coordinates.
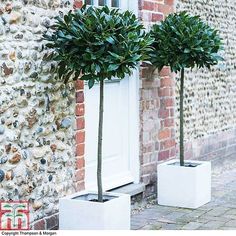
[44,5,153,229]
[150,12,223,208]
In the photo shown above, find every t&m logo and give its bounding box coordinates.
[0,201,29,230]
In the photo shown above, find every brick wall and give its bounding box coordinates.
[139,0,173,28]
[138,0,175,196]
[75,80,86,192]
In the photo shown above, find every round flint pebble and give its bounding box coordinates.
[40,158,46,165]
[48,175,53,182]
[0,169,5,182]
[0,156,8,164]
[60,118,72,129]
[0,125,5,135]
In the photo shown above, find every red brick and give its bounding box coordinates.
[160,77,173,87]
[76,103,85,117]
[160,139,176,150]
[159,88,170,97]
[75,169,85,182]
[76,91,84,103]
[158,4,173,15]
[164,118,174,127]
[158,129,171,140]
[164,98,174,107]
[76,130,85,144]
[46,215,58,230]
[76,117,85,130]
[76,157,85,169]
[158,109,169,119]
[75,80,84,90]
[152,13,164,22]
[141,67,151,78]
[165,0,174,6]
[158,150,170,161]
[76,143,85,156]
[33,219,46,230]
[159,67,171,77]
[73,0,83,9]
[143,1,157,11]
[76,181,85,191]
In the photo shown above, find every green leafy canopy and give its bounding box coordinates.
[150,11,223,72]
[43,5,153,88]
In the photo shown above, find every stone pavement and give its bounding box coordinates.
[131,168,236,230]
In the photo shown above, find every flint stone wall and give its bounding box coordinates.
[175,0,235,141]
[0,0,76,226]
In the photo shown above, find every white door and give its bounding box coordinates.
[84,0,139,191]
[84,0,128,9]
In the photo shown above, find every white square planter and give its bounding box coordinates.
[158,159,211,209]
[59,191,130,230]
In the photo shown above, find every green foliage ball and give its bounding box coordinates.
[44,5,153,88]
[150,11,223,72]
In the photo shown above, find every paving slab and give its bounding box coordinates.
[182,222,203,230]
[224,220,236,227]
[201,220,226,229]
[131,168,236,230]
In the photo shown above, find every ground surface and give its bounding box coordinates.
[131,168,236,230]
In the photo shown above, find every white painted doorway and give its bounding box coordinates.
[83,0,139,191]
[84,0,128,9]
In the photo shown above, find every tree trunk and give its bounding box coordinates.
[97,79,104,202]
[180,68,185,166]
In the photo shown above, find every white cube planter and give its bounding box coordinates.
[59,191,130,230]
[158,159,211,209]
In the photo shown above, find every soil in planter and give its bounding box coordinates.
[73,193,117,202]
[89,199,109,203]
[169,162,201,168]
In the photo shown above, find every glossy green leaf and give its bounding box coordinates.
[88,79,95,89]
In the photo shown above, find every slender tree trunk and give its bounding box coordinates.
[180,68,185,167]
[97,79,104,202]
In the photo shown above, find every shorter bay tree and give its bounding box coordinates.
[150,11,223,167]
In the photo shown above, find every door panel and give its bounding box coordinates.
[84,78,133,190]
[84,0,128,10]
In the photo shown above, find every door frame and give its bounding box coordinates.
[123,0,140,185]
[127,68,140,184]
